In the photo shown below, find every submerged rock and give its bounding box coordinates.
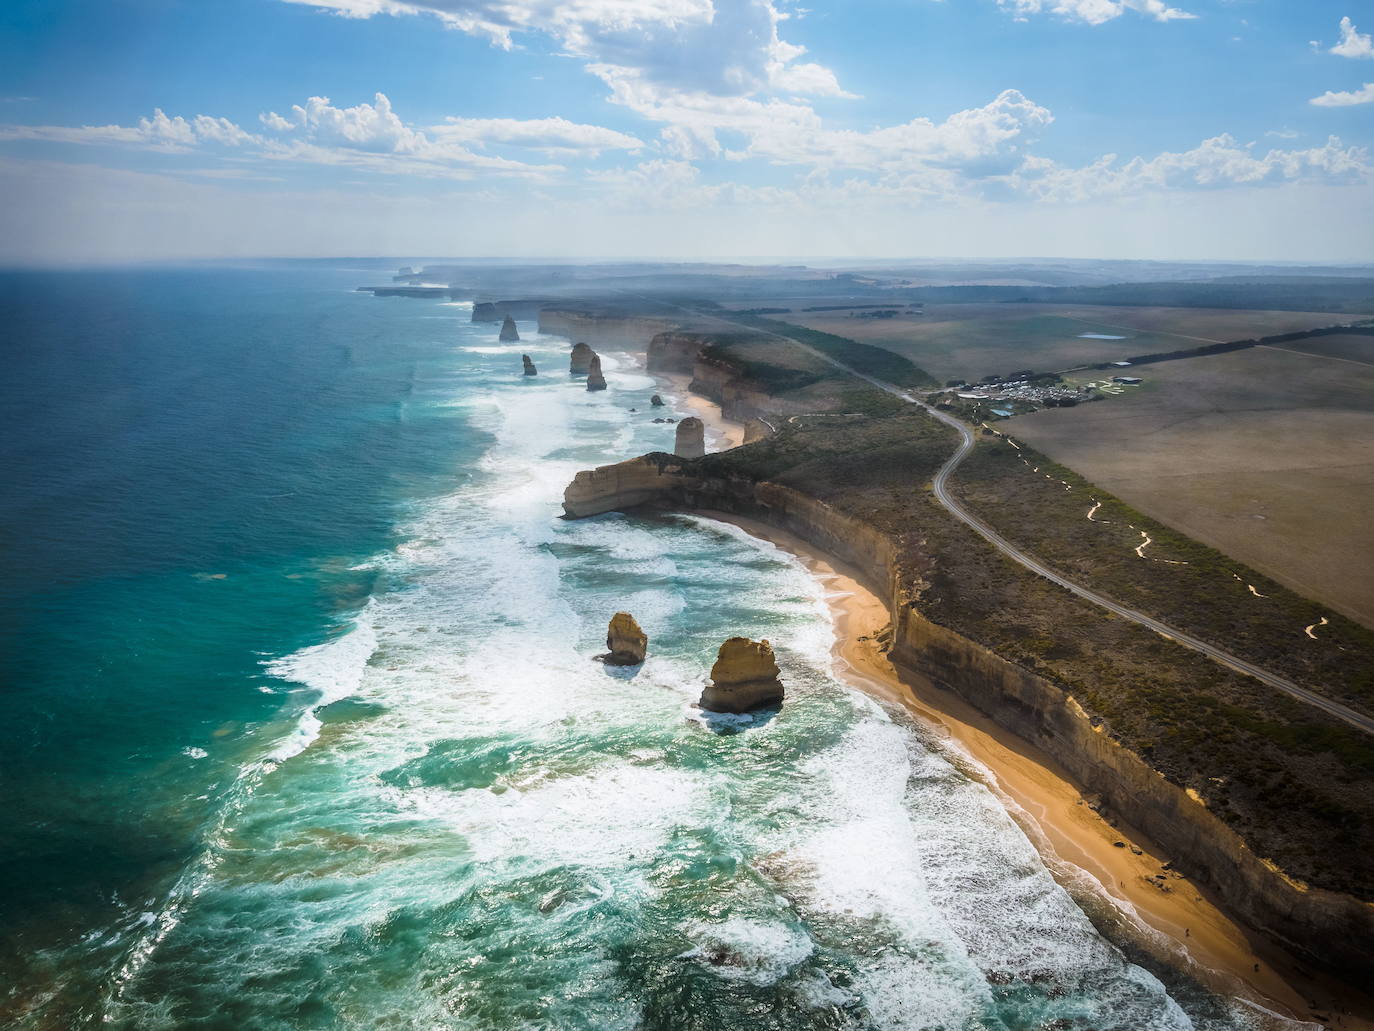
[674,416,705,459]
[602,612,648,665]
[522,354,537,376]
[499,316,520,342]
[586,354,607,392]
[569,342,595,376]
[699,637,784,713]
[650,394,665,407]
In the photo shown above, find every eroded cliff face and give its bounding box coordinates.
[540,310,675,348]
[647,331,707,375]
[560,457,1374,979]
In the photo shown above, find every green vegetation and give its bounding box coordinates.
[689,349,1374,898]
[727,313,938,389]
[950,440,1374,716]
[896,278,1374,313]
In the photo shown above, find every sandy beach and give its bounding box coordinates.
[699,510,1373,1031]
[649,369,746,451]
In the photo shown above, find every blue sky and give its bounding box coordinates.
[1,0,1371,262]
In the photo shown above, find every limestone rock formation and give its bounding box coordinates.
[699,637,784,713]
[650,394,664,407]
[472,302,499,323]
[499,316,520,342]
[602,612,648,665]
[569,342,595,376]
[563,453,691,518]
[586,354,607,392]
[674,417,705,459]
[522,355,537,376]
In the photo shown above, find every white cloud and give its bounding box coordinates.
[1330,16,1374,59]
[1012,134,1368,201]
[282,0,851,99]
[261,93,426,152]
[997,0,1195,25]
[1310,82,1374,107]
[432,115,643,154]
[0,109,256,151]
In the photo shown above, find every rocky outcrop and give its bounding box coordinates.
[602,612,647,665]
[562,453,695,519]
[674,417,705,459]
[569,342,595,376]
[561,457,1374,978]
[700,638,784,713]
[586,354,607,392]
[540,309,674,348]
[650,394,665,407]
[499,316,520,342]
[522,355,537,377]
[472,302,499,323]
[647,331,707,374]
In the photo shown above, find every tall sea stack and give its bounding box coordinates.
[586,354,607,392]
[569,342,594,376]
[602,612,648,665]
[499,316,520,342]
[522,355,537,376]
[674,417,705,459]
[699,638,784,713]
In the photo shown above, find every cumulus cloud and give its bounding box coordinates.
[0,94,575,180]
[1329,16,1374,59]
[282,0,852,99]
[1310,82,1374,107]
[0,109,256,151]
[997,0,1194,25]
[1011,134,1368,201]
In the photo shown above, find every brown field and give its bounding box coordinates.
[785,304,1353,383]
[1256,333,1374,366]
[1009,346,1374,627]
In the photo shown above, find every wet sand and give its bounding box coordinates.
[701,510,1373,1031]
[651,370,746,451]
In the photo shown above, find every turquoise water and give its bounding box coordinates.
[1,265,1292,1029]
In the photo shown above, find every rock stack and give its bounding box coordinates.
[586,354,607,392]
[650,394,664,407]
[522,354,537,376]
[602,612,647,665]
[674,417,705,459]
[471,302,499,323]
[699,638,784,713]
[569,342,595,376]
[499,316,520,342]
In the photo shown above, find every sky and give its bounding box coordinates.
[0,0,1371,263]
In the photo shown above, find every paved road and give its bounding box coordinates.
[699,311,1374,736]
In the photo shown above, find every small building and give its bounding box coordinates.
[957,392,989,400]
[1111,361,1133,367]
[1112,376,1142,384]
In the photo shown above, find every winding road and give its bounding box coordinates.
[699,310,1374,737]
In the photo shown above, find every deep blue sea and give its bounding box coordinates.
[0,263,1296,1029]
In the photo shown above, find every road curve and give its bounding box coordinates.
[706,313,1374,737]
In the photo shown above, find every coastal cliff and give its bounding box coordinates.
[539,308,675,348]
[560,456,1374,979]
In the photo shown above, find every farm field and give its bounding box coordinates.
[1009,345,1374,627]
[1256,333,1374,366]
[784,303,1354,383]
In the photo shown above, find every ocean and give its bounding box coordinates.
[0,262,1292,1029]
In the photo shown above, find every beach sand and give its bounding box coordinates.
[701,510,1373,1031]
[650,370,746,451]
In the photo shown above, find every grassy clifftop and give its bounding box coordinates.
[694,365,1374,899]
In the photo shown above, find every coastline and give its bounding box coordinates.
[697,509,1373,1031]
[651,369,746,450]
